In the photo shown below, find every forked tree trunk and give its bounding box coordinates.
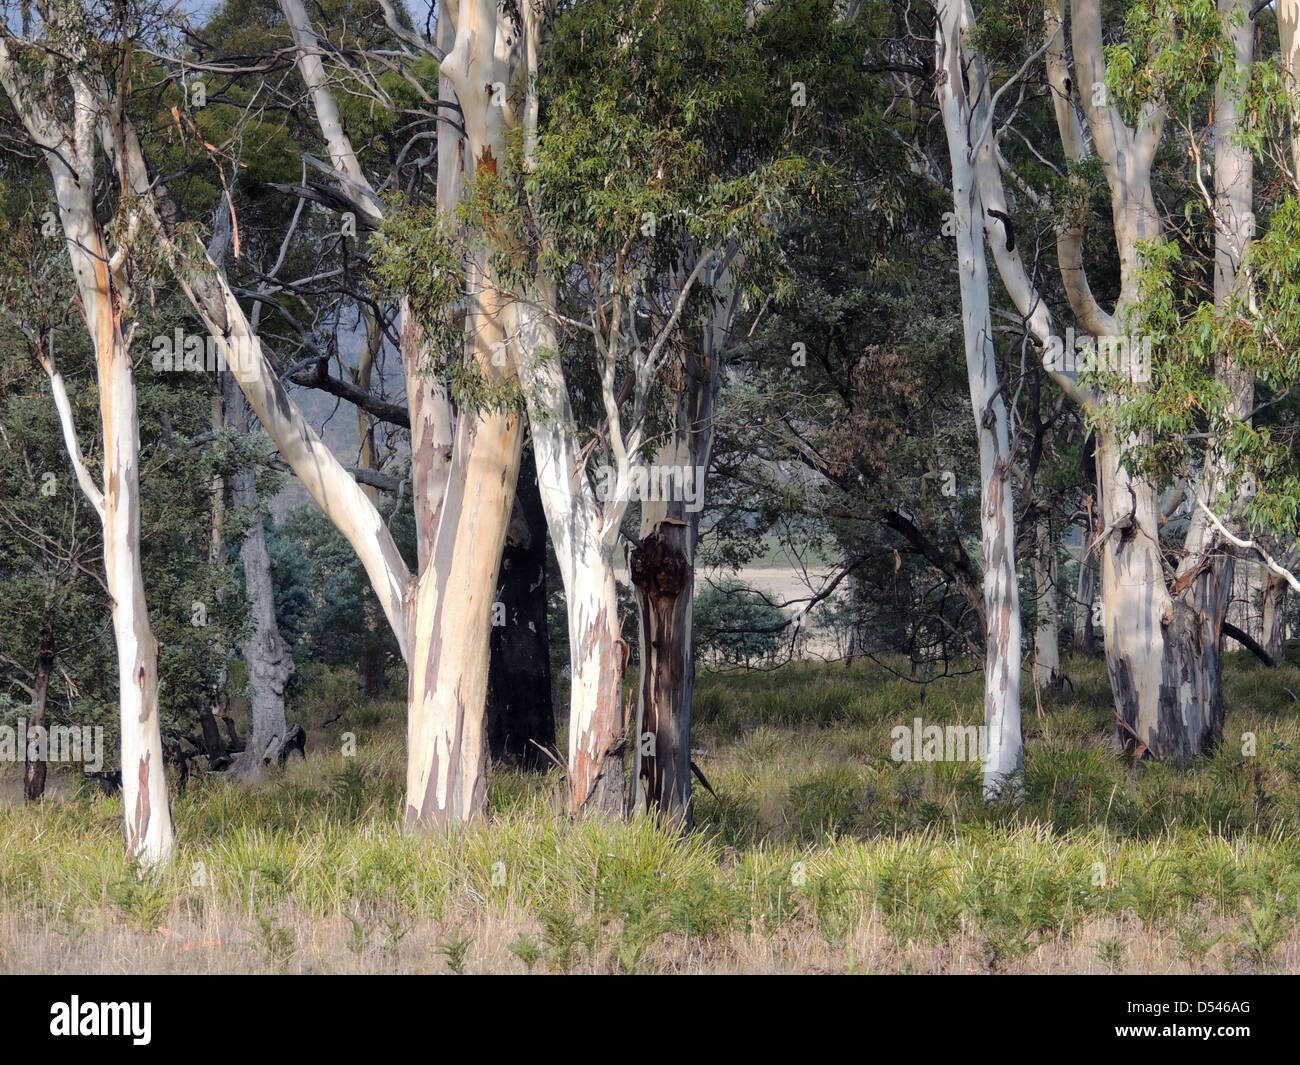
[398,0,543,825]
[1150,0,1254,756]
[1032,514,1063,692]
[521,299,629,816]
[937,0,1023,798]
[954,0,1256,758]
[279,0,546,822]
[0,59,177,863]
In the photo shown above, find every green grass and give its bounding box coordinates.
[4,651,1300,972]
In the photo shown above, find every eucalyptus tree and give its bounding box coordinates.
[516,0,861,815]
[2,0,538,826]
[0,12,181,862]
[921,0,1300,763]
[934,0,1025,794]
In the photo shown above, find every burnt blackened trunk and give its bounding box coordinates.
[24,620,54,801]
[488,451,556,769]
[630,525,694,825]
[198,703,231,769]
[357,614,389,698]
[630,300,730,824]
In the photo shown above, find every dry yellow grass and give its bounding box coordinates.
[4,655,1300,973]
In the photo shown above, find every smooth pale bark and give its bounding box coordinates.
[565,554,627,815]
[1032,514,1063,692]
[936,0,1023,797]
[280,0,544,823]
[405,401,523,823]
[1034,0,1246,761]
[1278,0,1300,184]
[99,317,173,863]
[531,462,627,816]
[278,0,456,570]
[114,53,433,776]
[519,293,629,814]
[1093,432,1215,760]
[133,222,414,651]
[520,243,720,815]
[277,0,383,225]
[1063,0,1231,759]
[0,53,175,864]
[398,0,554,823]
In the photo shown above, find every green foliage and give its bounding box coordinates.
[268,501,414,679]
[1104,0,1228,125]
[694,580,787,665]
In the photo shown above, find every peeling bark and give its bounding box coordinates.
[0,53,176,863]
[936,0,1024,797]
[629,277,734,824]
[630,527,693,824]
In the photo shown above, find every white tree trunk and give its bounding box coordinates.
[566,550,627,815]
[405,402,524,822]
[101,333,174,865]
[0,52,176,864]
[516,293,629,814]
[936,0,1023,798]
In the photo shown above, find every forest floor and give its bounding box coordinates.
[4,652,1300,973]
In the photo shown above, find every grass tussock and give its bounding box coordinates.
[4,652,1300,973]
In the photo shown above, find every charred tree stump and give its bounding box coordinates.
[630,524,694,826]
